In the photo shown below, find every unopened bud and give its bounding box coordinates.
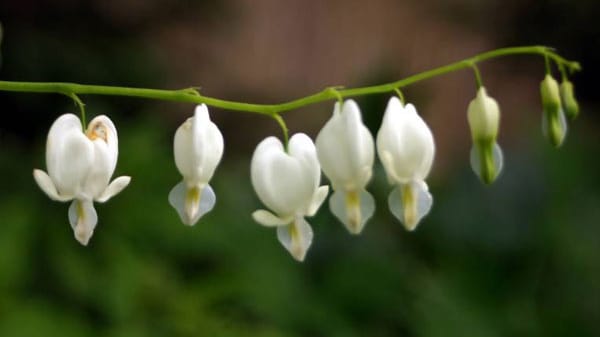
[467,87,500,141]
[560,80,579,120]
[467,87,502,184]
[540,75,567,147]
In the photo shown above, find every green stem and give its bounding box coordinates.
[271,113,289,149]
[471,63,483,89]
[0,46,579,117]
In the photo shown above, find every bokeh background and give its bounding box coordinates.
[0,1,598,336]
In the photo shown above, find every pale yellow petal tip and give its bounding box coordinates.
[290,248,307,262]
[403,220,419,232]
[74,224,93,246]
[252,210,290,227]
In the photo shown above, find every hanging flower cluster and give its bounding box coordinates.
[31,50,580,260]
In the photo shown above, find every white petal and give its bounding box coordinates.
[251,136,315,216]
[376,98,435,184]
[86,115,118,174]
[252,209,292,227]
[316,100,374,190]
[83,137,115,198]
[306,185,329,217]
[173,118,195,179]
[388,181,432,231]
[49,130,95,198]
[68,199,98,246]
[96,176,131,203]
[168,181,216,226]
[329,188,375,234]
[276,217,313,262]
[33,169,72,202]
[46,114,83,180]
[288,133,321,190]
[174,105,224,186]
[470,143,503,184]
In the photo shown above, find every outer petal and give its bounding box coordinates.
[376,98,435,183]
[251,136,315,216]
[306,185,329,217]
[32,169,72,202]
[316,100,374,190]
[276,217,313,262]
[252,209,292,227]
[83,115,119,198]
[47,122,95,198]
[68,199,98,246]
[288,133,321,190]
[96,176,131,203]
[46,114,84,183]
[174,104,224,186]
[86,115,118,174]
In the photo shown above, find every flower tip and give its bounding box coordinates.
[329,189,375,235]
[470,142,503,185]
[74,225,93,246]
[169,182,216,226]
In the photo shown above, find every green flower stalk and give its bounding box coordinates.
[540,74,567,148]
[467,87,503,184]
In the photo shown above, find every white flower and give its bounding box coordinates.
[467,87,503,184]
[251,133,329,261]
[316,99,375,234]
[169,104,224,226]
[33,114,131,245]
[376,97,435,231]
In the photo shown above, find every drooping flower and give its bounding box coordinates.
[315,99,375,234]
[251,133,329,261]
[33,114,131,245]
[467,87,503,184]
[169,104,224,226]
[540,74,567,147]
[376,97,435,231]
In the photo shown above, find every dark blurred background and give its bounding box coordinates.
[0,1,598,336]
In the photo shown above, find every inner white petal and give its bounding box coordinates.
[329,189,375,235]
[68,199,98,246]
[388,181,432,231]
[276,217,313,262]
[169,181,216,226]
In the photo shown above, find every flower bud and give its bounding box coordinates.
[467,87,499,141]
[467,87,503,184]
[560,80,579,120]
[540,75,567,148]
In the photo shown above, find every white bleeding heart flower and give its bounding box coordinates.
[376,97,435,231]
[33,113,131,245]
[251,133,329,262]
[169,104,224,226]
[316,99,375,234]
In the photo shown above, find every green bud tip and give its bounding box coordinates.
[560,80,579,120]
